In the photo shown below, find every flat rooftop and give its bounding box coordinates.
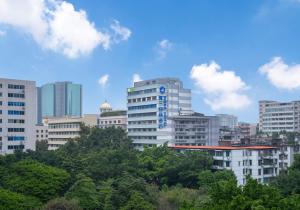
[170,145,276,150]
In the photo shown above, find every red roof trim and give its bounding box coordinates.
[169,145,276,150]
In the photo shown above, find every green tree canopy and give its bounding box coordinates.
[0,188,42,210]
[65,174,99,210]
[1,159,70,202]
[41,197,82,210]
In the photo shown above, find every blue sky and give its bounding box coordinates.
[1,0,300,123]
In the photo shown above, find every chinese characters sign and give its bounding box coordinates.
[158,86,167,129]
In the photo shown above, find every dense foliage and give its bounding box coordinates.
[0,126,299,209]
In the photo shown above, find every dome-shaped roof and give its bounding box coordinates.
[100,101,112,110]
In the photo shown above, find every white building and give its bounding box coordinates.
[44,115,97,150]
[127,78,192,149]
[172,145,279,185]
[169,113,220,146]
[0,78,37,154]
[278,145,300,170]
[97,102,127,130]
[259,100,300,133]
[35,125,48,143]
[216,114,238,130]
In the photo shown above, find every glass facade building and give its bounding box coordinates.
[37,82,82,123]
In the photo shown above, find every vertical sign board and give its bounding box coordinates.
[158,86,167,129]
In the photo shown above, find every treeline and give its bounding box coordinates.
[0,126,299,209]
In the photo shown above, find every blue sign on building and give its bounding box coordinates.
[158,86,167,129]
[159,86,166,94]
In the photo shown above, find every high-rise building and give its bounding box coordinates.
[127,78,192,149]
[259,100,300,133]
[37,81,82,123]
[0,78,37,154]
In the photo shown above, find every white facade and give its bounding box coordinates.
[45,117,82,150]
[127,78,192,149]
[278,145,300,170]
[98,111,127,130]
[82,114,98,127]
[45,115,97,150]
[98,101,127,130]
[259,100,300,133]
[169,113,220,146]
[172,145,279,185]
[216,114,238,129]
[35,125,48,142]
[0,78,37,154]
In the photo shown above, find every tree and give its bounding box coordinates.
[198,170,236,189]
[272,154,300,195]
[0,188,41,210]
[65,175,99,210]
[158,185,208,210]
[36,140,48,151]
[2,160,70,202]
[121,192,155,210]
[138,145,213,188]
[278,194,300,210]
[78,126,133,150]
[41,197,82,210]
[99,174,154,210]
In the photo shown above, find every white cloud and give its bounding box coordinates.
[0,0,131,58]
[190,61,251,111]
[132,73,142,85]
[0,30,6,37]
[156,39,173,59]
[45,1,110,58]
[110,20,131,43]
[0,0,47,42]
[259,57,300,90]
[98,74,109,88]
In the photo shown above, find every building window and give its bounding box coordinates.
[8,119,25,123]
[8,93,25,98]
[8,136,25,141]
[8,84,25,89]
[8,128,25,132]
[8,101,25,106]
[8,145,24,150]
[8,110,25,115]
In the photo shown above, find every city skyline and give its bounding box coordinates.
[1,0,300,123]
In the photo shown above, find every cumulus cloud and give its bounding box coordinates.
[98,74,109,88]
[190,61,251,110]
[156,39,173,59]
[45,1,110,58]
[0,0,47,42]
[259,57,300,90]
[0,0,131,58]
[132,73,142,85]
